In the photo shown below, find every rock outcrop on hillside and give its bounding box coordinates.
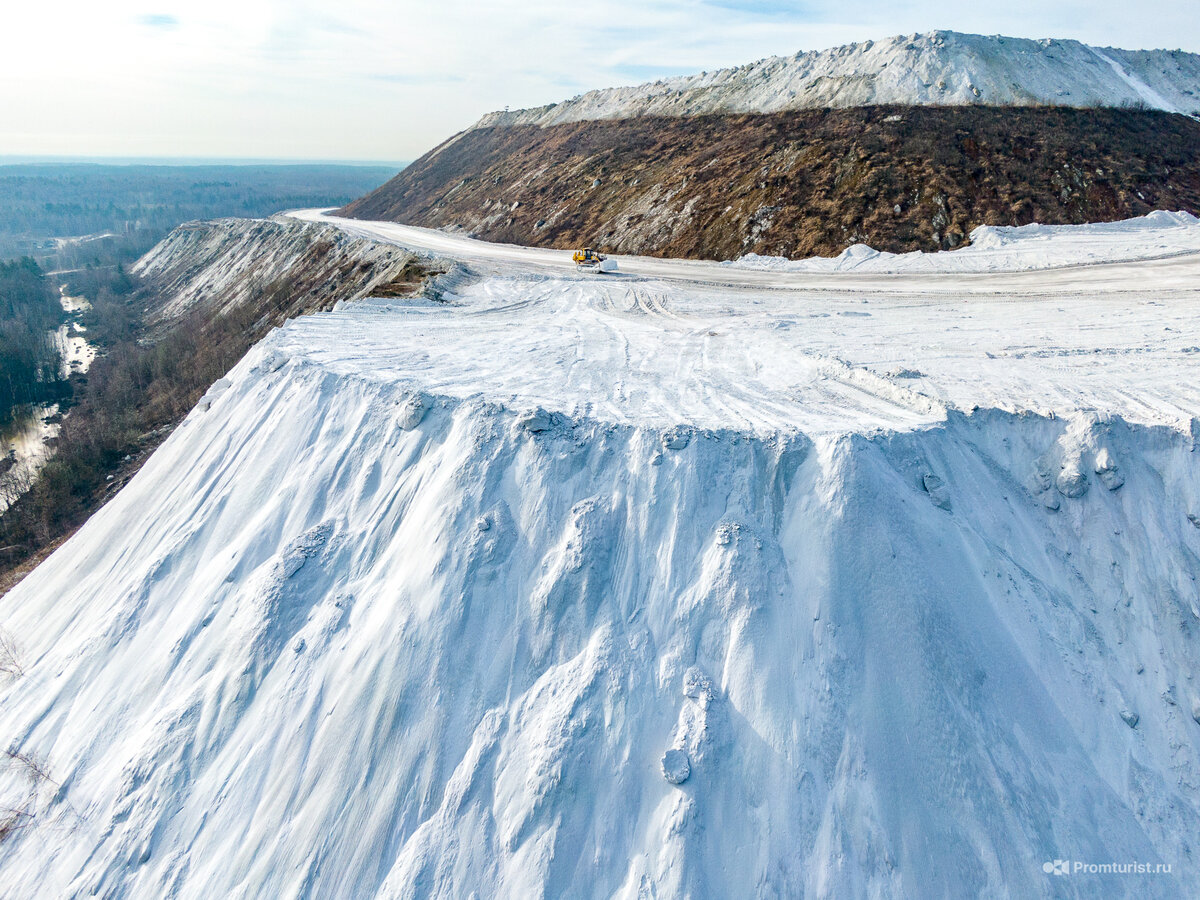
[134,216,447,324]
[342,106,1200,259]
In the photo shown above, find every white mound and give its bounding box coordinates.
[727,210,1200,274]
[0,341,1197,898]
[1,219,1199,898]
[475,31,1200,129]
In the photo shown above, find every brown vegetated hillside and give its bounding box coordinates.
[341,106,1200,259]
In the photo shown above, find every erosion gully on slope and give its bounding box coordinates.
[0,209,1197,899]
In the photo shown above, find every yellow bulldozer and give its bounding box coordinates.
[572,247,618,273]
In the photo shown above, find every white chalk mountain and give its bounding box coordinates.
[475,31,1200,129]
[1,213,1199,897]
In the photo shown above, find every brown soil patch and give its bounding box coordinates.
[342,106,1200,259]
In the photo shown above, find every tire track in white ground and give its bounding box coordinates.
[272,212,1200,433]
[289,209,1200,296]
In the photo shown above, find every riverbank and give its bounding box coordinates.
[0,287,95,513]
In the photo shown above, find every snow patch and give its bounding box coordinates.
[726,211,1200,274]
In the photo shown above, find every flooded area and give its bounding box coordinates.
[0,286,95,512]
[0,404,61,513]
[56,287,95,377]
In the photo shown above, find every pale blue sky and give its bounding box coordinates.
[2,0,1197,161]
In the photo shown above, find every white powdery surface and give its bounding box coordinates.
[257,273,1200,435]
[1,219,1200,897]
[474,31,1200,129]
[0,341,1197,898]
[728,211,1200,274]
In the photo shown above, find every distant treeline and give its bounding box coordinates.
[0,163,400,260]
[0,259,66,427]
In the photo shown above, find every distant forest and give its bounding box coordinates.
[0,163,399,260]
[0,162,399,423]
[0,258,67,427]
[0,162,402,580]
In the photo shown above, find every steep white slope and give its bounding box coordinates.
[1,229,1200,897]
[133,217,421,321]
[0,336,1197,898]
[474,31,1200,129]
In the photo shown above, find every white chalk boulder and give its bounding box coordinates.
[662,427,692,451]
[1030,453,1056,493]
[1094,448,1124,491]
[682,666,715,704]
[922,473,952,510]
[661,749,691,785]
[518,408,554,433]
[397,392,430,430]
[1056,462,1089,499]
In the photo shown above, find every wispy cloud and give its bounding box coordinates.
[4,0,1199,160]
[610,64,696,83]
[369,72,466,86]
[137,13,179,29]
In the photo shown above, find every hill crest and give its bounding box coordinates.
[472,31,1200,129]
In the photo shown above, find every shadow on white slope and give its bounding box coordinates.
[0,343,1198,897]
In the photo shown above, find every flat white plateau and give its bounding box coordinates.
[288,209,1200,433]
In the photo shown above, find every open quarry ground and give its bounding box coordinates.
[0,209,1198,898]
[291,208,1200,435]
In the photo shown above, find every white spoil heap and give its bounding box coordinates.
[2,214,1199,898]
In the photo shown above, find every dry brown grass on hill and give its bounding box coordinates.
[342,106,1200,260]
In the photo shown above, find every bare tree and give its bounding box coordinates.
[0,627,22,682]
[0,749,53,846]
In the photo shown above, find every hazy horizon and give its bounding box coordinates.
[4,1,1199,161]
[0,155,407,168]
